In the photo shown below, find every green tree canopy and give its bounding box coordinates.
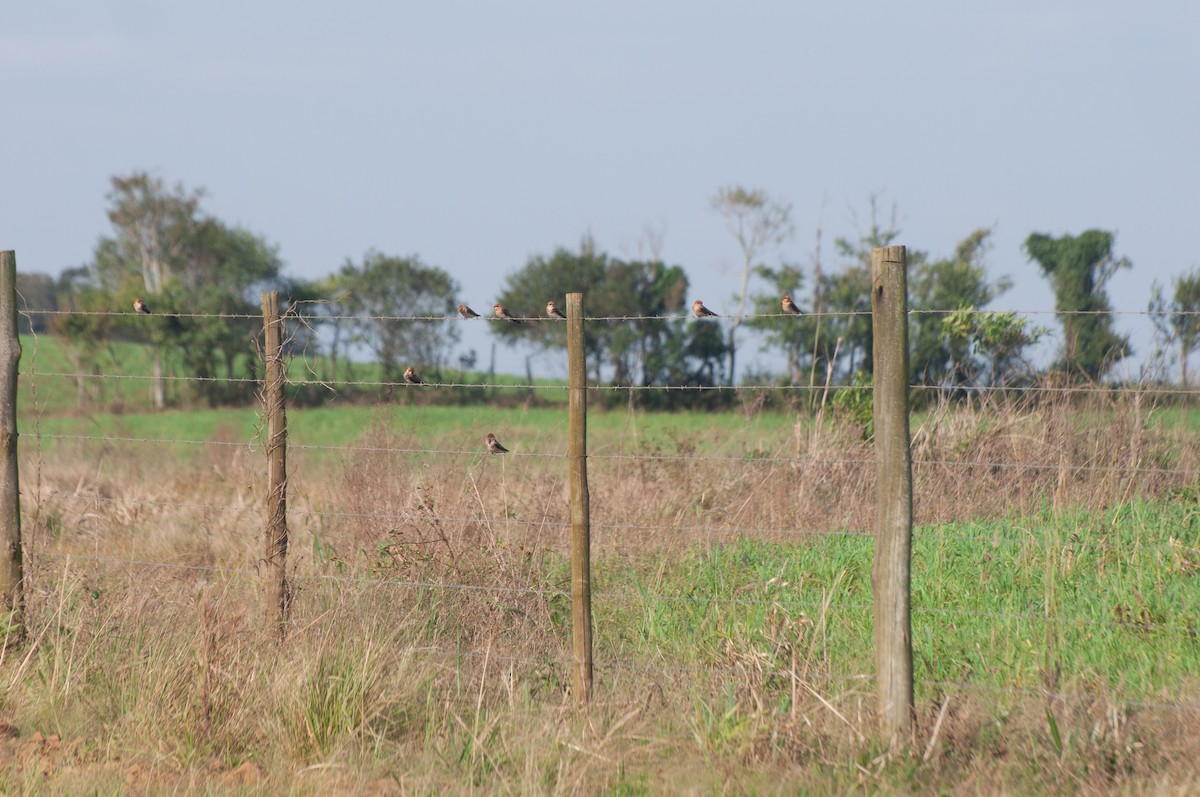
[909,228,1012,386]
[337,251,461,383]
[1024,229,1130,379]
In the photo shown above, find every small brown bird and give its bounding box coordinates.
[494,304,523,325]
[692,299,718,318]
[781,294,802,316]
[486,432,509,454]
[546,300,566,320]
[458,304,480,319]
[403,366,424,385]
[133,297,151,315]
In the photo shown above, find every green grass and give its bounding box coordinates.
[596,496,1200,699]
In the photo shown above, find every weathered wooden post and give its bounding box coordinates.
[870,245,914,749]
[261,291,290,636]
[566,292,593,704]
[0,252,23,640]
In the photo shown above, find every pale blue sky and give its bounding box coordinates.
[3,2,1197,377]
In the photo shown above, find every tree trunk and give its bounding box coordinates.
[1182,340,1190,389]
[152,347,165,409]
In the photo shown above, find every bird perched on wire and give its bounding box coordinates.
[692,299,718,318]
[546,300,566,320]
[486,432,509,454]
[133,297,151,315]
[781,294,802,316]
[403,366,424,385]
[458,304,480,319]
[494,304,523,325]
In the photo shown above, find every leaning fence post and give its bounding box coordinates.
[566,292,593,704]
[261,291,290,636]
[870,245,914,749]
[0,252,23,641]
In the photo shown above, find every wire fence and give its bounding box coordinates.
[13,299,1200,724]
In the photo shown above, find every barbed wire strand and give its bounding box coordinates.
[22,307,1200,322]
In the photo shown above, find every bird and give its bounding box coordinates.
[781,294,802,316]
[133,297,151,315]
[403,366,424,385]
[458,304,480,319]
[692,299,718,318]
[494,304,523,325]
[546,300,567,320]
[486,432,509,454]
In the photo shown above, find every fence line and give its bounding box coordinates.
[21,307,1200,322]
[13,274,1200,747]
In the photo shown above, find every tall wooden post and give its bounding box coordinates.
[0,252,23,640]
[566,292,593,704]
[870,245,914,749]
[261,292,290,636]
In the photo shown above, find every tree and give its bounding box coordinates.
[1149,267,1200,387]
[101,172,205,295]
[909,228,1012,385]
[744,262,812,384]
[939,308,1047,388]
[710,186,794,384]
[491,239,610,382]
[1024,230,1130,379]
[338,251,461,384]
[823,196,924,378]
[494,239,729,400]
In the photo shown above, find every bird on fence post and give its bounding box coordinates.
[458,304,480,319]
[403,366,425,385]
[781,294,802,316]
[133,297,151,315]
[494,304,523,325]
[692,299,718,318]
[546,300,567,320]
[486,432,509,454]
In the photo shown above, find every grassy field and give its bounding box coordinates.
[3,335,1200,793]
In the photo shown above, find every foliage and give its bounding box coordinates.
[939,308,1047,388]
[830,370,873,440]
[494,240,731,399]
[1024,229,1131,379]
[1149,266,1200,386]
[336,250,461,383]
[710,185,794,383]
[909,228,1013,385]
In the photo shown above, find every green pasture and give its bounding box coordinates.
[593,497,1200,700]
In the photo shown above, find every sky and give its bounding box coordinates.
[3,1,1198,379]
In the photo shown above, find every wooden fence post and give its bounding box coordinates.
[870,245,914,749]
[0,252,23,640]
[566,292,593,704]
[261,291,290,636]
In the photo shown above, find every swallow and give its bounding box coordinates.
[403,366,424,385]
[133,297,151,315]
[546,300,567,320]
[781,294,802,316]
[486,432,509,454]
[458,304,481,319]
[494,304,523,325]
[692,299,718,318]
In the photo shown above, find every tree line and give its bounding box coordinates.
[16,171,1200,411]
